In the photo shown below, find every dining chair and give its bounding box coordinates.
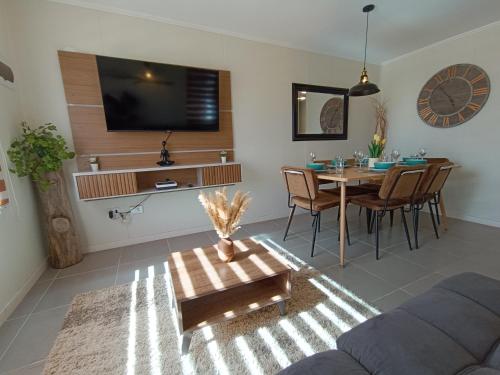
[281,166,344,257]
[412,162,453,247]
[424,158,450,224]
[349,165,427,260]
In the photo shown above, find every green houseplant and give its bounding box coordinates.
[367,133,386,168]
[8,122,82,268]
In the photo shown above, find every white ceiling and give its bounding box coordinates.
[53,0,500,64]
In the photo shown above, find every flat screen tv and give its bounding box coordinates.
[96,55,219,132]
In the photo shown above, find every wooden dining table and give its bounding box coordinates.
[317,166,454,267]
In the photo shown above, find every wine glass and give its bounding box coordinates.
[391,149,401,162]
[310,152,316,163]
[357,151,365,168]
[418,148,427,160]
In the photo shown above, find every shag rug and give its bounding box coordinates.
[43,239,379,375]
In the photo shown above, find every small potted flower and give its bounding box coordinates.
[89,156,99,172]
[367,134,386,168]
[220,150,228,164]
[199,188,251,262]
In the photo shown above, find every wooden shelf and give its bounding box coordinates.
[73,162,242,201]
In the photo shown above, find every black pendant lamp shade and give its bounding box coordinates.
[349,4,380,97]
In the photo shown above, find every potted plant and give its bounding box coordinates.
[199,187,251,262]
[88,156,99,172]
[220,150,228,164]
[8,122,82,268]
[367,134,386,168]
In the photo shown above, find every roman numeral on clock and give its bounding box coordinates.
[419,107,433,119]
[470,73,485,85]
[467,102,481,111]
[473,87,488,96]
[442,116,450,127]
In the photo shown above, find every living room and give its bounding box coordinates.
[0,0,499,374]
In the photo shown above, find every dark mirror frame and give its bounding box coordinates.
[292,83,349,141]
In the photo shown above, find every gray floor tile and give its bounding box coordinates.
[4,360,45,375]
[437,256,500,280]
[119,239,169,264]
[318,238,374,260]
[0,306,67,373]
[373,289,413,312]
[353,251,430,288]
[0,318,26,359]
[353,225,412,250]
[115,256,169,285]
[322,264,396,302]
[206,228,250,242]
[386,244,462,271]
[57,248,121,277]
[288,245,340,271]
[402,273,448,296]
[8,281,52,320]
[36,268,58,283]
[167,231,213,252]
[34,267,117,312]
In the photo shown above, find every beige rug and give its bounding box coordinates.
[43,239,379,375]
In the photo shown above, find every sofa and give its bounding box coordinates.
[280,272,500,375]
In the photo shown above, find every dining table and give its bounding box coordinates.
[317,166,455,267]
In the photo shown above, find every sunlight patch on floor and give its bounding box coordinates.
[258,327,291,368]
[279,319,315,356]
[235,336,264,375]
[146,266,161,375]
[298,311,337,348]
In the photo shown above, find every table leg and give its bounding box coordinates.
[181,332,193,355]
[277,300,286,316]
[339,182,346,267]
[439,192,449,231]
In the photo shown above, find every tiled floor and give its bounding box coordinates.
[1,206,499,374]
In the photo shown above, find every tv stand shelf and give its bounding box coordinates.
[73,162,241,201]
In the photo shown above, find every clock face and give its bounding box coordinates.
[417,64,490,128]
[320,97,344,134]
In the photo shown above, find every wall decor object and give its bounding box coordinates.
[417,63,490,128]
[0,60,14,83]
[0,165,9,207]
[292,83,349,141]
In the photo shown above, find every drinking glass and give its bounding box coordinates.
[391,149,401,162]
[310,152,316,163]
[418,148,427,159]
[335,155,345,174]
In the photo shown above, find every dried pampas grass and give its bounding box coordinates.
[199,187,251,239]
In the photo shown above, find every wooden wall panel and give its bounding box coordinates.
[75,172,137,199]
[202,164,242,186]
[136,169,198,191]
[68,106,233,155]
[58,51,234,171]
[76,151,234,171]
[58,51,102,105]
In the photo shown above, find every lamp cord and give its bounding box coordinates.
[363,10,369,70]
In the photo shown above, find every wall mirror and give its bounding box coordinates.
[292,83,349,141]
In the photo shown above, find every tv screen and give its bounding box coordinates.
[96,55,219,132]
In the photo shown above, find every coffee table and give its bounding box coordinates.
[167,238,292,354]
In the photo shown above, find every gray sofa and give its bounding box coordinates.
[280,272,500,375]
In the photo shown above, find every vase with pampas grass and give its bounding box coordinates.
[199,187,251,262]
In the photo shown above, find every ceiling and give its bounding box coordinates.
[53,0,500,64]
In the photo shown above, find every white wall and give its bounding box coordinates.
[380,21,500,227]
[4,0,379,252]
[0,1,46,323]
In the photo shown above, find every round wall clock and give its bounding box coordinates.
[417,63,490,128]
[320,97,344,134]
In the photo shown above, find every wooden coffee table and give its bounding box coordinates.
[167,238,292,354]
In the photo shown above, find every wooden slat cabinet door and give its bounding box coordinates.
[75,172,138,199]
[201,164,242,186]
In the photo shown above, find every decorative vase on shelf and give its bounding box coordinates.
[368,157,379,168]
[217,237,234,262]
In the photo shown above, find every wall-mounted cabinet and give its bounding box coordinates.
[73,162,242,201]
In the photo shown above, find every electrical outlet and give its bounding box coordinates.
[108,208,120,220]
[130,205,144,214]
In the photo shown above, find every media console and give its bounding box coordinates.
[73,162,241,201]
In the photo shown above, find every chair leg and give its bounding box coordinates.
[401,207,413,250]
[375,212,380,260]
[434,194,441,225]
[337,207,340,222]
[390,210,394,227]
[345,211,351,246]
[311,213,319,257]
[370,212,376,233]
[318,212,321,233]
[413,207,420,249]
[428,201,440,239]
[366,208,372,234]
[359,206,363,216]
[283,205,296,241]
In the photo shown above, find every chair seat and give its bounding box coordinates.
[350,193,408,211]
[358,183,382,192]
[292,191,340,211]
[322,185,375,197]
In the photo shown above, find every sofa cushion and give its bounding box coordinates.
[398,287,500,361]
[337,309,476,375]
[457,366,500,375]
[277,350,369,375]
[435,273,500,317]
[486,341,500,370]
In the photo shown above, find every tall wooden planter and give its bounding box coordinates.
[37,170,82,268]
